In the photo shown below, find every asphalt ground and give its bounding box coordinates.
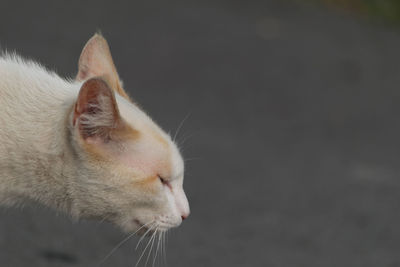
[1,0,400,266]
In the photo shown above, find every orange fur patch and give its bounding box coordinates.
[79,123,139,161]
[138,175,158,186]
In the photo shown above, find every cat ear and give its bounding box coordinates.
[76,33,131,101]
[73,77,128,142]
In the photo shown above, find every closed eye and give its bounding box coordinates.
[158,175,167,184]
[158,175,172,190]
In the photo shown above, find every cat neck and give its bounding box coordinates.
[0,57,82,214]
[0,96,80,215]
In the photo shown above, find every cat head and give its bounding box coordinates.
[69,34,189,233]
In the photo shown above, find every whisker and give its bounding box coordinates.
[153,231,162,267]
[99,220,154,265]
[98,213,111,224]
[163,231,168,266]
[145,227,158,267]
[135,226,158,267]
[162,232,166,266]
[98,232,135,265]
[136,223,156,250]
[177,131,194,148]
[135,231,154,267]
[178,142,196,154]
[173,112,191,143]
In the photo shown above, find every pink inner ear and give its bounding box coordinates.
[73,78,120,140]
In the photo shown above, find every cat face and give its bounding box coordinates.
[69,34,189,233]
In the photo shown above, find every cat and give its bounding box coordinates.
[0,33,190,234]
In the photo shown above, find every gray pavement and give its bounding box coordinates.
[1,0,400,266]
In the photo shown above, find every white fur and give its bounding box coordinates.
[0,53,189,232]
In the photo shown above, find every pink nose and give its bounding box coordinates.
[181,212,189,221]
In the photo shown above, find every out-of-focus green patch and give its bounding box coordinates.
[308,0,400,24]
[364,0,400,23]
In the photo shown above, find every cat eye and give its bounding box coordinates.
[158,175,167,184]
[158,175,172,190]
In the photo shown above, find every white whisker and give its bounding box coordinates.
[173,112,191,142]
[135,226,157,267]
[98,213,111,224]
[136,223,156,250]
[99,220,154,265]
[161,231,165,266]
[178,131,194,147]
[153,230,162,267]
[145,227,158,267]
[165,231,168,266]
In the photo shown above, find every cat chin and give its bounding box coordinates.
[117,218,175,235]
[115,218,152,235]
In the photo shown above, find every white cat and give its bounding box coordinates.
[0,33,190,234]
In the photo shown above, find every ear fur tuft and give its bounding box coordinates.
[73,77,121,141]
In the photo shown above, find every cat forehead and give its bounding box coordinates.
[116,95,167,144]
[115,95,184,178]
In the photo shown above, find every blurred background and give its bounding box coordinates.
[1,0,400,266]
